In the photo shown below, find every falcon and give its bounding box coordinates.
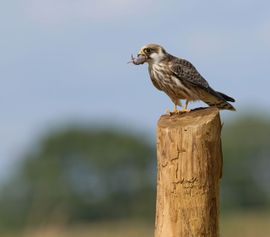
[131,44,235,112]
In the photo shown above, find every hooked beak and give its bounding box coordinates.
[137,49,146,57]
[128,48,148,65]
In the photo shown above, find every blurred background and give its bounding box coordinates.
[1,0,270,236]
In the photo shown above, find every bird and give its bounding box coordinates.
[131,44,235,112]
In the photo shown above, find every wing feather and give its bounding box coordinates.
[168,56,226,100]
[169,57,209,89]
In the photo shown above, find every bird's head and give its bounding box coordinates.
[137,44,167,64]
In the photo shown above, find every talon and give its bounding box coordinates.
[168,104,181,115]
[169,101,191,114]
[181,108,191,113]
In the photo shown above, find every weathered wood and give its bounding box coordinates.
[155,107,222,237]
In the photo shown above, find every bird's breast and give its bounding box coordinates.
[150,63,171,84]
[149,63,200,101]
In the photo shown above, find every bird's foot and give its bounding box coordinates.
[181,108,191,113]
[167,104,190,115]
[168,108,182,116]
[167,104,181,115]
[167,108,191,115]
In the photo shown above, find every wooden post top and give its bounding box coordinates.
[158,107,220,129]
[155,106,222,237]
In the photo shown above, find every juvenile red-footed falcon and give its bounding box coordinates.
[131,44,235,112]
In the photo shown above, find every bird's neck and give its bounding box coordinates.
[148,55,168,68]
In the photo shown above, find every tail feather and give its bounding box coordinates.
[204,88,236,111]
[217,91,235,102]
[216,101,236,111]
[206,101,236,111]
[205,99,236,111]
[204,90,235,111]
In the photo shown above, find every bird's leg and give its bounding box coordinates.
[169,100,182,115]
[174,104,178,113]
[181,100,191,112]
[169,104,179,115]
[170,103,181,115]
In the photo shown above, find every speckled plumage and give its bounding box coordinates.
[135,44,235,111]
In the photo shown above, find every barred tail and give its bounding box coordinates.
[204,88,236,111]
[216,101,236,111]
[204,100,235,111]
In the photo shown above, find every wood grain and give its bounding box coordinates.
[155,107,222,237]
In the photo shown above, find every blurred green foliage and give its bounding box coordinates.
[0,115,270,229]
[222,116,270,210]
[0,127,155,228]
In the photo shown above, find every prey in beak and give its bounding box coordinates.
[128,48,148,65]
[129,44,163,65]
[128,53,147,65]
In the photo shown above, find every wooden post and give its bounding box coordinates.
[155,107,222,237]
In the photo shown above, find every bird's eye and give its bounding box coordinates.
[144,48,151,54]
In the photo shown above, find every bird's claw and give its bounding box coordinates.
[181,108,191,113]
[168,108,191,116]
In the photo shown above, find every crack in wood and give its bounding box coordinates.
[155,108,222,237]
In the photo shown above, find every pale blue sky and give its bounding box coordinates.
[1,0,270,179]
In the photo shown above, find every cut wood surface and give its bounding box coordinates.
[155,107,222,237]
